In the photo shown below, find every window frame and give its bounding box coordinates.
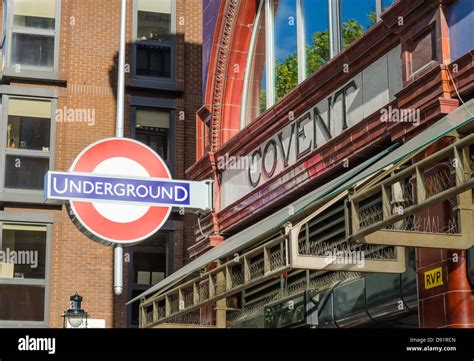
[130,96,175,175]
[131,0,177,90]
[126,227,174,328]
[241,0,387,128]
[0,211,52,328]
[0,87,57,203]
[3,0,61,80]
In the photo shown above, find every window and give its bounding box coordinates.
[133,0,175,84]
[0,221,50,325]
[133,236,167,285]
[5,0,60,73]
[340,0,377,49]
[134,108,171,162]
[274,0,298,102]
[241,0,266,127]
[136,44,171,78]
[241,0,386,127]
[3,96,54,192]
[302,0,330,76]
[127,231,173,327]
[382,0,396,10]
[136,0,171,41]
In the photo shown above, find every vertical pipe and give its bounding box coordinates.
[329,0,341,58]
[116,0,127,138]
[114,244,124,296]
[114,0,127,297]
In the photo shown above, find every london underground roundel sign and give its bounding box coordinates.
[45,138,211,246]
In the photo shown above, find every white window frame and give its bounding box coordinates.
[3,0,61,79]
[241,0,387,128]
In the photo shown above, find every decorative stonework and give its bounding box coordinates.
[210,0,238,152]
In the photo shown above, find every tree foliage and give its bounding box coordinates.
[272,14,376,102]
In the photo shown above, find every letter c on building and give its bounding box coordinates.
[248,148,262,188]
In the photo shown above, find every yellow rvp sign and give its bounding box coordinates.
[424,267,443,289]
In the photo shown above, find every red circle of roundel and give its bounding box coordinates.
[69,138,172,245]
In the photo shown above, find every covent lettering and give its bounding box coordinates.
[248,80,357,188]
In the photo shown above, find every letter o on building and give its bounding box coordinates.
[262,139,278,179]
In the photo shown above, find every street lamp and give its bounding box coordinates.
[62,293,88,328]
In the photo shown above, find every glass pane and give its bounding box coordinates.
[340,0,377,49]
[333,278,365,321]
[137,0,172,41]
[7,98,51,151]
[136,44,171,78]
[136,109,170,128]
[11,33,54,68]
[133,252,166,285]
[303,0,330,77]
[242,3,266,126]
[7,117,51,152]
[13,0,55,30]
[1,224,47,280]
[274,0,298,101]
[132,232,168,285]
[5,155,49,190]
[135,109,170,160]
[382,0,396,10]
[0,285,45,321]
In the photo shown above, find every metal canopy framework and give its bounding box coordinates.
[288,191,406,273]
[347,133,474,249]
[140,185,406,328]
[140,235,290,327]
[135,101,474,328]
[128,144,396,306]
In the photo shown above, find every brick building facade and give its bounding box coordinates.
[0,0,201,328]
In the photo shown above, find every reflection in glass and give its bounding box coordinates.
[382,0,396,10]
[274,0,298,101]
[340,0,377,49]
[137,0,172,41]
[303,0,330,77]
[242,2,266,126]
